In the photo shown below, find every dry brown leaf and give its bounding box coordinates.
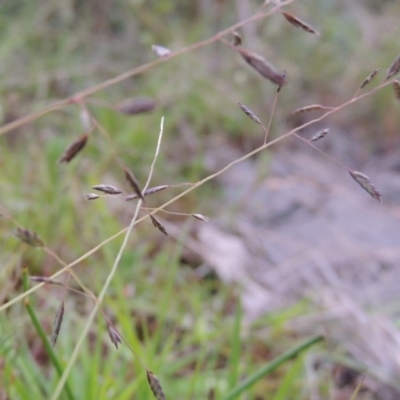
[235,47,286,87]
[386,53,400,80]
[59,134,88,163]
[281,11,320,35]
[238,103,261,124]
[349,170,382,202]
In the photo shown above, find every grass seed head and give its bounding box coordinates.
[238,103,261,124]
[85,193,100,200]
[150,215,168,236]
[236,47,286,87]
[311,128,329,142]
[107,324,122,349]
[147,370,166,400]
[281,11,320,35]
[30,276,61,285]
[292,104,330,114]
[51,301,65,348]
[359,69,379,89]
[192,214,210,222]
[386,53,400,80]
[349,170,382,202]
[392,81,400,100]
[92,185,122,195]
[59,134,88,163]
[116,98,157,116]
[123,166,144,201]
[125,185,170,201]
[15,228,44,247]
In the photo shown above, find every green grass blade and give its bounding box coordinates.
[222,335,323,400]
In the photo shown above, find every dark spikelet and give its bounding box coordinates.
[235,47,286,87]
[292,104,331,114]
[192,214,209,222]
[311,128,329,142]
[116,98,157,116]
[359,69,379,89]
[15,228,44,247]
[281,12,320,35]
[349,170,382,202]
[92,185,122,195]
[150,215,168,236]
[147,370,166,400]
[85,193,100,200]
[123,166,144,201]
[125,185,170,201]
[393,81,400,100]
[51,301,65,348]
[386,53,400,80]
[232,31,242,46]
[59,134,88,163]
[30,276,62,285]
[238,103,261,124]
[107,324,122,349]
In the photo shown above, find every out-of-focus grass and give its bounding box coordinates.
[1,0,399,399]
